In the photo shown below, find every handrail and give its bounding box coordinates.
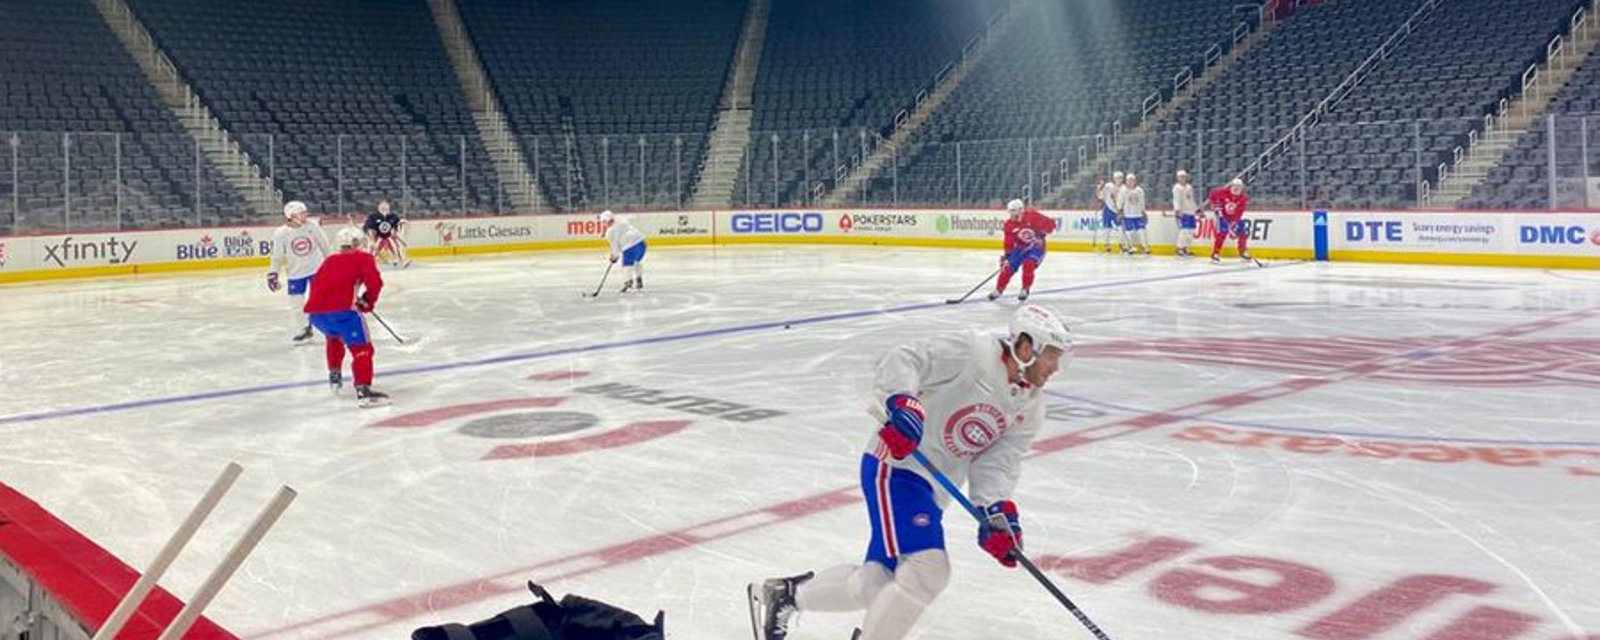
[1233,22,1249,44]
[1548,35,1565,67]
[1141,92,1161,121]
[1174,67,1193,93]
[1205,43,1223,66]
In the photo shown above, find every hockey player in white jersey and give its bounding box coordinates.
[1096,171,1125,253]
[1119,173,1150,254]
[265,201,330,344]
[1171,170,1199,257]
[750,305,1073,640]
[599,210,647,292]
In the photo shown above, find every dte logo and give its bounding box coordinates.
[730,212,823,234]
[1519,225,1599,245]
[1346,221,1403,242]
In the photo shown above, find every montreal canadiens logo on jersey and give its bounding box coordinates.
[1016,228,1037,244]
[291,236,314,256]
[942,403,1007,459]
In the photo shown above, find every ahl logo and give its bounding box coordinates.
[935,215,950,234]
[434,221,457,245]
[838,214,854,232]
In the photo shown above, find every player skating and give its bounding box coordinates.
[265,201,330,345]
[1119,173,1149,254]
[1206,178,1252,264]
[1095,172,1125,253]
[305,227,388,408]
[749,305,1072,640]
[1171,170,1198,257]
[600,210,647,293]
[987,199,1056,302]
[364,199,409,268]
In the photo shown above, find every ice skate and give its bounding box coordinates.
[292,325,315,345]
[748,571,811,640]
[356,385,390,408]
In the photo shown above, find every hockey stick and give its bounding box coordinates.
[909,450,1114,640]
[583,262,615,298]
[945,267,1001,305]
[368,309,408,344]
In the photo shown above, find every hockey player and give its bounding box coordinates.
[1206,178,1252,263]
[364,199,409,268]
[305,227,388,408]
[266,201,330,345]
[750,305,1073,640]
[1171,170,1198,257]
[1096,171,1125,253]
[987,199,1056,302]
[1119,173,1149,254]
[600,210,647,292]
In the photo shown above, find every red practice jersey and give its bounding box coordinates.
[1208,187,1249,220]
[304,249,384,314]
[1004,210,1057,254]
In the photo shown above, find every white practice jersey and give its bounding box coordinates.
[1100,182,1119,210]
[605,218,645,254]
[269,220,330,281]
[865,330,1046,507]
[1172,183,1197,214]
[1120,186,1147,218]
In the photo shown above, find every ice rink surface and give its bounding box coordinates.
[1,245,1597,640]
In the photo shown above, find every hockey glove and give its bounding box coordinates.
[266,272,281,292]
[876,393,925,460]
[977,500,1022,568]
[609,254,619,264]
[355,295,375,313]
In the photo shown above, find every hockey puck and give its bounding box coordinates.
[783,324,792,329]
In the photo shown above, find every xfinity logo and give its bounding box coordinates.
[42,236,138,267]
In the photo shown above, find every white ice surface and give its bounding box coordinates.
[1,246,1597,640]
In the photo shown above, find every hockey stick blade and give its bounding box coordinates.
[947,267,1002,304]
[368,310,407,344]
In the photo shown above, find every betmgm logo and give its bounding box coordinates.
[1520,224,1600,246]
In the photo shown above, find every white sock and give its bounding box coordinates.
[859,551,949,640]
[289,294,307,330]
[795,563,892,612]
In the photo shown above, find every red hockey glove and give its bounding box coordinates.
[977,500,1022,568]
[876,393,925,460]
[266,272,281,292]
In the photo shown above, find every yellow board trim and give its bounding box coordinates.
[1330,250,1600,269]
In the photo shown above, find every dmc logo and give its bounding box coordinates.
[1345,221,1403,242]
[176,235,219,260]
[434,221,456,244]
[935,215,950,233]
[567,219,611,236]
[1519,225,1593,245]
[730,212,823,234]
[839,214,854,232]
[41,236,138,267]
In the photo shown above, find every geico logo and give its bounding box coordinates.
[1519,225,1590,244]
[731,212,824,233]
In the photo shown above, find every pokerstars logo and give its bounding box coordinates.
[838,214,854,232]
[942,403,1007,460]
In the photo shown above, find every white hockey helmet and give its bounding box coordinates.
[1006,198,1024,213]
[1125,173,1138,183]
[1230,178,1246,189]
[1112,171,1125,181]
[598,210,614,223]
[1008,304,1072,368]
[1176,169,1189,178]
[335,226,365,248]
[283,201,308,219]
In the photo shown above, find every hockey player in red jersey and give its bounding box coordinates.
[305,227,388,407]
[1206,178,1252,263]
[987,199,1057,302]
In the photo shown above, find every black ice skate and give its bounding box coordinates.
[1019,289,1030,302]
[1210,253,1222,264]
[987,290,1002,301]
[634,276,644,291]
[292,325,315,345]
[620,279,635,293]
[329,370,343,393]
[748,571,812,640]
[356,385,390,408]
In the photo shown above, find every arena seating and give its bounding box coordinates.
[458,0,745,211]
[733,0,1004,207]
[884,0,1251,207]
[1462,47,1600,209]
[0,0,245,233]
[129,0,501,218]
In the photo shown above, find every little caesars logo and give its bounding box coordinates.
[434,221,534,244]
[934,214,1005,236]
[42,236,138,267]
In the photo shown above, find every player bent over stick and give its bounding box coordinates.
[987,199,1057,302]
[600,210,648,293]
[1206,178,1253,264]
[305,228,389,408]
[750,305,1073,640]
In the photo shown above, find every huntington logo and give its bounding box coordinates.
[935,215,951,234]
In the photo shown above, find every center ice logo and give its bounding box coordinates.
[942,403,1007,459]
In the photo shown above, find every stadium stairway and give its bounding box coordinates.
[89,0,280,218]
[820,2,1019,206]
[1431,0,1600,207]
[427,0,543,213]
[690,0,771,209]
